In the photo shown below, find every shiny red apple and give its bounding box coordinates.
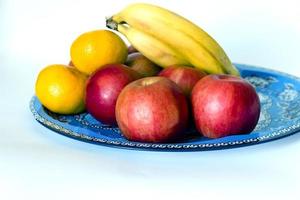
[116,77,189,142]
[126,52,161,77]
[159,65,206,96]
[191,74,260,138]
[85,64,141,125]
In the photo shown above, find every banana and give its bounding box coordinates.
[107,3,239,75]
[115,23,190,67]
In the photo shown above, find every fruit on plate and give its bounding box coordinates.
[106,3,239,75]
[85,64,141,125]
[70,30,127,75]
[191,74,261,138]
[116,77,189,142]
[125,52,161,77]
[159,65,206,96]
[35,64,87,114]
[109,22,190,68]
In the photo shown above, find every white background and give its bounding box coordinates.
[1,0,300,199]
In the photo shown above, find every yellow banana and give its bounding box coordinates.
[107,22,190,68]
[107,3,239,75]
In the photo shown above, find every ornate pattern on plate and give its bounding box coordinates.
[74,113,121,133]
[30,64,300,151]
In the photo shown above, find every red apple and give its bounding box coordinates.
[85,64,141,125]
[191,74,260,138]
[116,77,189,142]
[159,65,206,96]
[126,52,161,77]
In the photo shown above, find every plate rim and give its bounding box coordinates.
[30,63,300,151]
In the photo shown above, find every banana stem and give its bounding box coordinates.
[106,16,119,30]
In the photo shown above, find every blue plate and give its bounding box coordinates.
[30,63,300,151]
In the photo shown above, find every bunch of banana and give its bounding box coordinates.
[106,3,239,76]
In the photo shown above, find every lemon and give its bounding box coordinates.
[70,30,128,75]
[35,64,87,114]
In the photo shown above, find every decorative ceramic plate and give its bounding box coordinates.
[30,64,300,151]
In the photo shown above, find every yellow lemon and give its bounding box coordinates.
[70,30,127,75]
[35,64,87,114]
